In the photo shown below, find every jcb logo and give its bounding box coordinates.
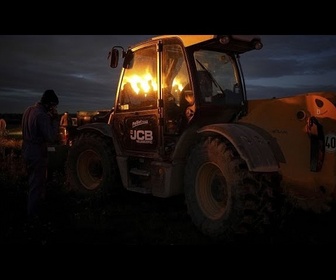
[130,129,153,144]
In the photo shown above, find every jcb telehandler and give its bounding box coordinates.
[65,35,336,239]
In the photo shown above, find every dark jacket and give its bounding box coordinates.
[22,102,59,161]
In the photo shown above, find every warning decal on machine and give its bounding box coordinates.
[325,133,336,152]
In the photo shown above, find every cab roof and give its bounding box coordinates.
[152,35,217,47]
[151,35,262,53]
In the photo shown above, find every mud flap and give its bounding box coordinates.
[307,116,325,172]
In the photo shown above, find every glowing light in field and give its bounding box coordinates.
[172,79,183,92]
[121,71,184,101]
[123,73,157,97]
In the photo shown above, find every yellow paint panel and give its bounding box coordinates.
[239,92,336,202]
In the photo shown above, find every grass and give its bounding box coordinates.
[0,130,26,187]
[0,125,213,245]
[0,125,22,145]
[0,129,212,245]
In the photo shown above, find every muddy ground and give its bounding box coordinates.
[2,171,336,248]
[1,139,336,247]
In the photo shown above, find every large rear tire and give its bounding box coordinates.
[66,133,119,197]
[184,136,283,241]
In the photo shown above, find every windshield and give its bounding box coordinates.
[194,50,242,106]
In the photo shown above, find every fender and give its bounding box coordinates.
[77,122,113,137]
[198,123,279,172]
[76,122,123,155]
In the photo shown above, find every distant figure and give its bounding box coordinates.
[0,118,6,136]
[21,89,60,222]
[60,111,71,127]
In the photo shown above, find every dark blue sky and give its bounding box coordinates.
[1,35,336,114]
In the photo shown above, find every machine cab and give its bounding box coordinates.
[109,35,260,158]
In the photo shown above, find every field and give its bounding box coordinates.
[2,125,336,247]
[0,126,216,246]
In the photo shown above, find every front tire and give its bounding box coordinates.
[184,136,283,241]
[66,133,119,197]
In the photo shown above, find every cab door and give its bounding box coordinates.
[112,43,161,156]
[112,38,194,158]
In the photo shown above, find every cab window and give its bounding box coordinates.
[117,46,157,112]
[162,43,193,134]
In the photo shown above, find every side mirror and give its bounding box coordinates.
[123,50,134,69]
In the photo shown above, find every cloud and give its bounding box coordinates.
[1,35,336,113]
